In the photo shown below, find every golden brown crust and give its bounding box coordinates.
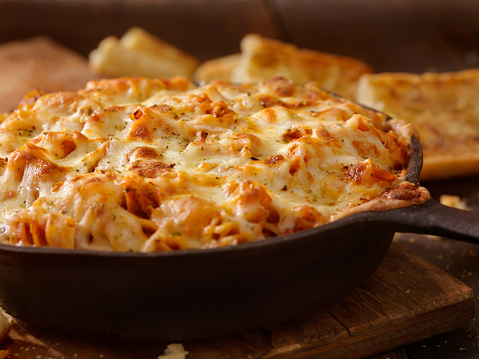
[89,28,199,78]
[355,69,479,180]
[193,54,241,83]
[194,34,372,99]
[298,49,373,99]
[231,34,310,84]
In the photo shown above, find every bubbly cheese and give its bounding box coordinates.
[0,76,429,252]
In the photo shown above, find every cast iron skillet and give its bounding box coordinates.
[0,137,478,342]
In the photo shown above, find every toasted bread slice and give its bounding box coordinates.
[194,34,372,98]
[120,27,198,71]
[193,54,241,83]
[299,49,372,100]
[0,36,97,113]
[89,27,199,78]
[355,69,479,181]
[231,34,310,84]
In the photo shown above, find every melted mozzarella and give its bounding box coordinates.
[0,76,429,252]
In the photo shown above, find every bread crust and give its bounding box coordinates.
[356,69,479,181]
[194,34,372,98]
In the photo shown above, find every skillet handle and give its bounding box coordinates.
[385,199,479,245]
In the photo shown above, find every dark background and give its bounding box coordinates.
[1,0,479,74]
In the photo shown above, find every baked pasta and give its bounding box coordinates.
[0,76,429,252]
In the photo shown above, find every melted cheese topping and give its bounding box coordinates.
[0,76,429,252]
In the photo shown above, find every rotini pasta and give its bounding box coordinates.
[0,76,429,252]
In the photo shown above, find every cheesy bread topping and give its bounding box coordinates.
[0,76,429,252]
[194,34,373,99]
[355,70,479,181]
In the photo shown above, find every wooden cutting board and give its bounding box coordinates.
[0,242,474,359]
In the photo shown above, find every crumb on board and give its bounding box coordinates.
[158,343,189,359]
[439,194,470,210]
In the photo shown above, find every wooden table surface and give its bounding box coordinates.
[379,177,479,359]
[0,0,479,358]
